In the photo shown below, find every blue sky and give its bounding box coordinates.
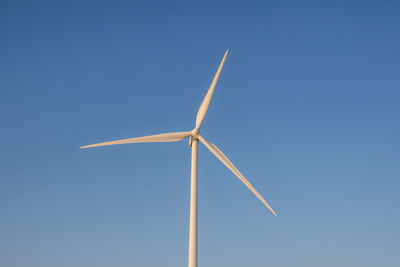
[1,1,399,266]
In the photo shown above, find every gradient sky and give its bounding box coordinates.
[1,1,399,266]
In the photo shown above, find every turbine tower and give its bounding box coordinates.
[81,50,277,267]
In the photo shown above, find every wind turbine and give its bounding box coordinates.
[81,50,277,267]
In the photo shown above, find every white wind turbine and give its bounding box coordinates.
[81,50,277,267]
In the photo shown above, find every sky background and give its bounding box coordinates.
[1,1,399,266]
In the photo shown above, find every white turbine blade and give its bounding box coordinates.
[198,135,277,216]
[195,50,229,129]
[81,131,191,149]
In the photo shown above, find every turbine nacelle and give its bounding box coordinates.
[189,128,200,146]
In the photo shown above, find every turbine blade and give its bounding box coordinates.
[81,131,191,149]
[198,135,277,216]
[195,50,228,129]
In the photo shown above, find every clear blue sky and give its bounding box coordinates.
[1,1,399,266]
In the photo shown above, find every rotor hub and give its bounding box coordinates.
[191,128,200,138]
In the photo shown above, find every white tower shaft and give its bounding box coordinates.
[188,138,198,267]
